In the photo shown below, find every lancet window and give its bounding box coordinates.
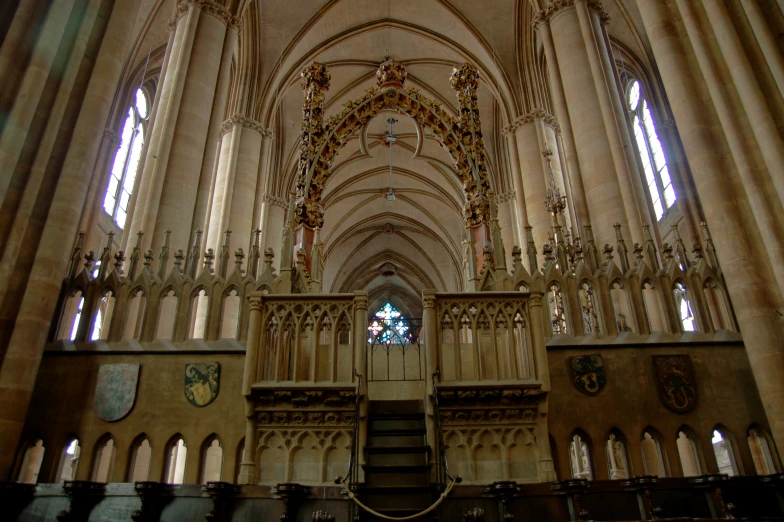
[626,79,675,221]
[103,88,148,229]
[368,303,409,344]
[712,428,738,476]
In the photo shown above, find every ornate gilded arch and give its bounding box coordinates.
[293,60,492,230]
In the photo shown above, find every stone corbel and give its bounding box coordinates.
[131,482,173,522]
[56,481,105,522]
[0,482,35,521]
[203,482,240,522]
[274,483,309,522]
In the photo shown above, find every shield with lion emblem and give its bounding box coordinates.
[185,362,220,407]
[569,355,606,395]
[653,355,697,413]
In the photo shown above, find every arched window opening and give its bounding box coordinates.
[626,79,675,221]
[220,289,241,339]
[569,433,593,480]
[748,427,777,475]
[676,429,702,476]
[201,437,223,483]
[703,280,735,332]
[368,302,410,344]
[92,291,115,340]
[164,437,187,484]
[641,431,666,477]
[58,291,84,341]
[712,428,738,476]
[190,289,208,339]
[58,438,80,483]
[548,283,567,335]
[606,432,630,480]
[17,439,45,484]
[610,282,634,333]
[156,289,178,340]
[674,282,696,332]
[91,436,116,483]
[579,281,600,335]
[103,88,149,229]
[123,289,146,340]
[642,282,667,332]
[128,436,152,482]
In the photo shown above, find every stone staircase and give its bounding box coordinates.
[360,400,434,521]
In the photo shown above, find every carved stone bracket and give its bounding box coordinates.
[484,481,519,521]
[274,483,310,522]
[203,481,240,522]
[56,481,105,522]
[503,108,561,135]
[131,482,173,522]
[532,0,610,29]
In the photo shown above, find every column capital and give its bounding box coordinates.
[220,114,273,138]
[201,0,234,27]
[248,295,262,312]
[422,289,436,309]
[532,0,609,29]
[503,108,560,135]
[353,291,368,310]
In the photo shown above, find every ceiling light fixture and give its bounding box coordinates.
[386,117,397,201]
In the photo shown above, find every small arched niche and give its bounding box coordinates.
[57,437,81,483]
[189,288,209,339]
[123,288,146,340]
[747,425,779,475]
[606,429,630,480]
[609,281,635,333]
[641,429,666,477]
[673,281,697,332]
[91,434,117,483]
[642,281,667,333]
[568,430,593,480]
[17,439,45,484]
[200,435,224,483]
[92,291,116,340]
[156,289,178,340]
[220,288,241,339]
[164,436,187,484]
[712,426,739,476]
[128,434,152,482]
[676,427,702,477]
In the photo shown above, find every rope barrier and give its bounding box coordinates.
[338,476,457,521]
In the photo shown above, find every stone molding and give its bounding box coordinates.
[495,191,516,204]
[261,192,288,210]
[168,0,241,31]
[256,411,355,427]
[532,0,610,29]
[503,108,560,135]
[439,407,537,426]
[220,114,273,138]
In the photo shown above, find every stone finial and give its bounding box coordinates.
[511,245,522,264]
[143,249,154,271]
[450,63,480,94]
[671,223,689,270]
[614,223,630,273]
[173,249,184,272]
[602,243,614,268]
[204,248,215,274]
[525,225,538,274]
[234,248,245,274]
[632,242,644,265]
[113,251,125,275]
[84,251,96,275]
[188,229,203,278]
[376,60,407,88]
[263,247,274,267]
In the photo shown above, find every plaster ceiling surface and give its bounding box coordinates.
[127,0,652,315]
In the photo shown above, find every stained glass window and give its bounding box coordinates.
[368,302,409,344]
[103,88,148,229]
[626,79,675,221]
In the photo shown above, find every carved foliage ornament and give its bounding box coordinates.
[532,0,610,29]
[294,61,491,228]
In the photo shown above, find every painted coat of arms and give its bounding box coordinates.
[569,355,606,395]
[185,362,220,407]
[94,363,140,422]
[653,355,697,413]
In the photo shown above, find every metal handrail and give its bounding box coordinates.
[336,369,362,490]
[431,369,461,489]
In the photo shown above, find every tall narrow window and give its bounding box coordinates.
[712,428,738,476]
[103,88,148,229]
[626,80,675,221]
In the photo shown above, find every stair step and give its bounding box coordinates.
[361,486,434,510]
[367,432,425,448]
[369,416,424,432]
[366,447,429,467]
[363,465,431,487]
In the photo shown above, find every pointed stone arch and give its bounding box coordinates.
[294,60,492,230]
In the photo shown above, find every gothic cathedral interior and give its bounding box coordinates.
[1,0,784,521]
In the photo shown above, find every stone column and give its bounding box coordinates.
[205,116,266,253]
[0,0,142,480]
[673,0,784,302]
[537,20,589,231]
[529,291,556,481]
[0,0,103,311]
[239,295,262,484]
[0,0,77,207]
[353,291,369,471]
[635,0,784,453]
[422,290,438,472]
[741,1,784,101]
[130,0,232,251]
[701,0,784,209]
[538,1,641,246]
[504,132,528,248]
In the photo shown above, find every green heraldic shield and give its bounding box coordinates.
[185,362,220,407]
